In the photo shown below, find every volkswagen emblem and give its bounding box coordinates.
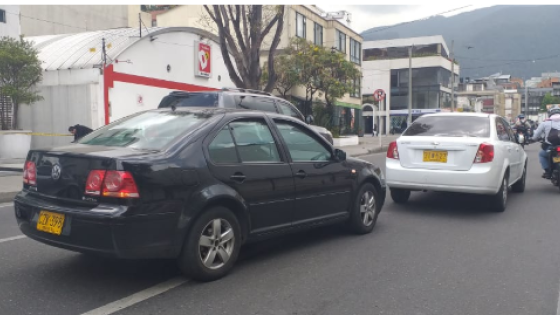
[51,164,62,181]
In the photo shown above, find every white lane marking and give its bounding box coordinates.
[0,235,26,244]
[81,277,188,315]
[0,203,12,208]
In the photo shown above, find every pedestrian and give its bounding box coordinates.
[372,123,377,137]
[68,124,93,142]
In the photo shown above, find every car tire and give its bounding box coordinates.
[347,183,381,234]
[177,206,241,282]
[390,188,411,204]
[490,174,508,212]
[511,162,527,193]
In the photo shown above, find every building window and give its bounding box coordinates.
[336,29,346,53]
[351,77,361,98]
[296,12,306,39]
[151,19,157,27]
[350,38,361,64]
[0,9,6,23]
[313,22,323,46]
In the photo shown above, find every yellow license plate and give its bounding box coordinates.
[423,151,448,163]
[37,211,65,235]
[553,157,560,163]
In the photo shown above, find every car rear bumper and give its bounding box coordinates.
[385,159,502,195]
[14,191,182,259]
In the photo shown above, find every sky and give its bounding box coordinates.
[317,5,495,33]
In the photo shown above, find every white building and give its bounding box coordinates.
[0,5,21,38]
[20,27,234,149]
[361,35,459,134]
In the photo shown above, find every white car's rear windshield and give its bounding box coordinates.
[403,116,490,138]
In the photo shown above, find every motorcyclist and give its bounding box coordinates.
[514,114,532,139]
[531,105,560,178]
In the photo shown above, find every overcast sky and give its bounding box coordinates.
[317,5,495,33]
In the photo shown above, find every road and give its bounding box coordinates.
[1,146,560,315]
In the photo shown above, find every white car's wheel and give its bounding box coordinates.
[512,162,527,193]
[490,174,508,212]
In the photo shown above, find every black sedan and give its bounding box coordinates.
[14,108,386,281]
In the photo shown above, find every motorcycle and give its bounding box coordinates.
[513,126,531,148]
[539,140,560,191]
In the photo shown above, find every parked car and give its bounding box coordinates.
[14,108,385,281]
[158,88,334,144]
[385,113,527,212]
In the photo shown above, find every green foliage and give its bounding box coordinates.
[0,36,43,130]
[541,92,560,112]
[274,38,362,131]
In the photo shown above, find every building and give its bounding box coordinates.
[0,5,21,38]
[520,88,552,120]
[12,5,149,36]
[154,5,364,135]
[19,27,234,149]
[361,35,459,134]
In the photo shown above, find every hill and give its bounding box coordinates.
[361,5,560,80]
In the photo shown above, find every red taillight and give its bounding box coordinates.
[23,161,37,185]
[85,170,139,198]
[102,171,139,198]
[557,147,560,152]
[474,143,494,163]
[387,141,399,159]
[85,170,106,196]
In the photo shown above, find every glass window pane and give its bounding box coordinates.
[403,116,491,138]
[235,96,277,112]
[209,126,239,164]
[277,102,302,120]
[275,121,331,162]
[230,121,281,163]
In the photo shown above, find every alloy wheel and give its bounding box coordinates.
[198,218,235,270]
[360,191,376,227]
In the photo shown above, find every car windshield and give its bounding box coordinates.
[158,93,219,108]
[77,110,215,150]
[403,115,490,137]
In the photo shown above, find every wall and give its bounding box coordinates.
[20,5,130,36]
[128,5,151,28]
[0,5,20,38]
[109,30,234,121]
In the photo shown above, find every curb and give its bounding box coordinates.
[0,191,17,204]
[0,167,22,172]
[353,145,389,157]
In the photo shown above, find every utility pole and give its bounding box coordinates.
[407,45,413,124]
[139,13,142,37]
[450,40,455,111]
[525,84,529,118]
[101,38,107,66]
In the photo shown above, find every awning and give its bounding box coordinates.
[335,101,362,110]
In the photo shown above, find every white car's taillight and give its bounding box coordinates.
[387,141,399,159]
[474,143,494,163]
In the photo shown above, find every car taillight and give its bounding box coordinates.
[474,143,494,163]
[23,161,37,185]
[387,141,399,159]
[85,170,139,198]
[102,171,139,198]
[557,147,560,152]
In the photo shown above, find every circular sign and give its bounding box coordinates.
[373,89,386,102]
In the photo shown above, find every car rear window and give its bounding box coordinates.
[78,111,215,150]
[403,115,490,137]
[159,93,219,108]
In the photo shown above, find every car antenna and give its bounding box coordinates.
[171,105,176,111]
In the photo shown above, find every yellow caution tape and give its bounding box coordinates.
[7,132,73,137]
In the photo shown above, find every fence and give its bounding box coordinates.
[0,96,13,130]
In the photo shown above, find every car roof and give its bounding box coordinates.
[167,89,289,102]
[154,106,302,121]
[421,112,494,119]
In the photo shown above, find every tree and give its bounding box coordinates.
[0,36,43,130]
[541,92,560,112]
[203,5,285,92]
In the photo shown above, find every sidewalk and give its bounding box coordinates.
[0,173,21,203]
[0,158,25,172]
[337,134,399,157]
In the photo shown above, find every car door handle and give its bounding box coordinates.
[295,170,306,179]
[230,173,246,183]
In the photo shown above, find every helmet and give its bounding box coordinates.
[518,114,525,119]
[549,105,560,116]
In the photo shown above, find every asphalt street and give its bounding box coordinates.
[1,145,560,315]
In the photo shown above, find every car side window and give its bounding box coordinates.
[208,126,240,164]
[274,120,331,162]
[234,96,278,113]
[495,118,511,142]
[229,120,281,163]
[502,118,516,142]
[276,101,304,121]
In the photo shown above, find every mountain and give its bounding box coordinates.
[360,5,560,80]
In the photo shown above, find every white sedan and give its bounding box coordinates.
[386,113,527,212]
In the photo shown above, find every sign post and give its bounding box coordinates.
[373,89,387,148]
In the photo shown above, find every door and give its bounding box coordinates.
[272,119,353,225]
[206,119,295,233]
[495,117,519,180]
[501,117,523,181]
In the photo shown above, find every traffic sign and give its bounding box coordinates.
[373,89,386,102]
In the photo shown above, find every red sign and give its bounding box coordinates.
[373,89,386,102]
[195,42,211,78]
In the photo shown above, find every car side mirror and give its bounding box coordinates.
[305,115,314,124]
[334,148,346,161]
